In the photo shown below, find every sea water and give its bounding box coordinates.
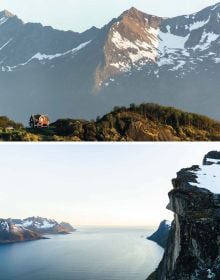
[0,227,163,280]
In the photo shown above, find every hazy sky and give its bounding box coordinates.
[0,0,218,31]
[0,143,219,227]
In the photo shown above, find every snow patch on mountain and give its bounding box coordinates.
[17,218,56,229]
[158,57,174,67]
[0,38,12,51]
[112,31,138,50]
[22,220,33,227]
[22,40,91,64]
[206,158,220,164]
[190,163,220,194]
[0,16,8,26]
[36,220,55,229]
[156,29,191,69]
[110,61,131,72]
[110,25,159,70]
[189,17,210,31]
[193,31,219,51]
[159,30,189,51]
[211,3,220,11]
[214,57,220,63]
[171,60,186,71]
[0,40,91,72]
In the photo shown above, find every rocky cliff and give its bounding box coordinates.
[148,220,171,249]
[147,151,220,280]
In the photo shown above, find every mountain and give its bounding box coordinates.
[0,4,220,123]
[147,151,220,280]
[8,217,76,234]
[1,103,220,141]
[147,220,171,248]
[0,219,43,244]
[0,217,75,244]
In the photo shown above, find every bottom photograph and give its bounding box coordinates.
[0,143,219,280]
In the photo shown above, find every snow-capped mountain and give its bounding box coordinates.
[0,217,75,244]
[0,3,220,123]
[0,219,42,243]
[8,217,75,234]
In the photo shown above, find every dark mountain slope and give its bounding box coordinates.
[148,220,171,248]
[0,219,43,244]
[0,4,220,122]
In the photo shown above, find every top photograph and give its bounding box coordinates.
[0,0,219,141]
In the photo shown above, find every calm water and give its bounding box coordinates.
[0,227,163,280]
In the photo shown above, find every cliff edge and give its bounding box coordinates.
[148,151,220,280]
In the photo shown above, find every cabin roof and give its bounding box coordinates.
[30,114,49,121]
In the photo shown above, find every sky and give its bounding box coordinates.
[0,143,220,227]
[0,0,219,31]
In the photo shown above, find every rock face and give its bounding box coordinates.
[148,220,171,248]
[0,4,220,123]
[0,219,42,244]
[95,8,163,86]
[9,217,76,234]
[148,151,220,280]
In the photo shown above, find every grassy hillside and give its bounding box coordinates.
[0,103,220,141]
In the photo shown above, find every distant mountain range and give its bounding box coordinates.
[0,217,75,244]
[0,3,220,123]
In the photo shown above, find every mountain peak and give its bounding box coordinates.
[124,6,142,15]
[0,10,15,18]
[121,6,153,20]
[95,6,163,86]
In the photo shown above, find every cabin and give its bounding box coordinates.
[29,115,50,128]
